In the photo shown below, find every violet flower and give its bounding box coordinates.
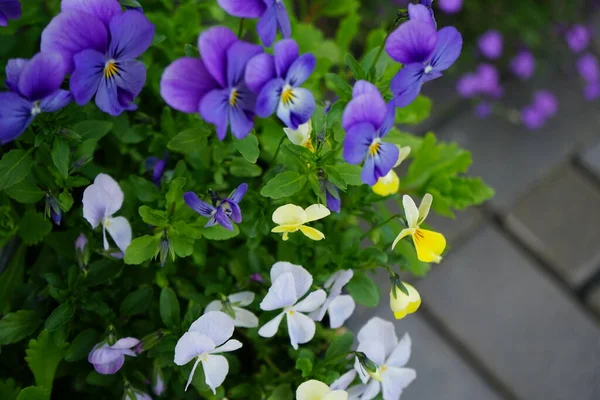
[88,337,139,375]
[510,50,535,81]
[161,26,262,140]
[146,153,168,186]
[322,180,341,213]
[566,25,590,53]
[0,0,21,26]
[532,90,558,119]
[45,193,62,226]
[217,0,291,47]
[521,106,545,130]
[245,39,316,129]
[41,0,155,116]
[584,81,600,101]
[438,0,463,14]
[385,4,462,107]
[577,54,599,83]
[456,64,502,99]
[75,233,89,269]
[0,53,72,144]
[184,183,248,231]
[478,30,503,60]
[342,81,400,186]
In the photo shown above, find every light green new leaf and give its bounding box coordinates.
[336,13,361,54]
[230,157,262,177]
[334,164,363,186]
[395,95,432,125]
[52,138,69,179]
[58,191,74,212]
[0,149,34,191]
[16,386,50,400]
[139,206,169,227]
[168,128,208,154]
[128,176,160,202]
[72,120,113,140]
[25,330,67,391]
[0,310,41,345]
[267,384,293,400]
[346,272,380,307]
[124,235,161,265]
[234,133,260,163]
[260,171,307,199]
[325,332,354,360]
[201,224,240,241]
[44,303,75,332]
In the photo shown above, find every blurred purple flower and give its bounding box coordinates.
[0,0,21,26]
[566,25,590,53]
[184,183,248,231]
[245,39,316,129]
[456,64,502,99]
[532,90,558,118]
[88,337,139,375]
[125,388,152,400]
[510,51,535,80]
[217,0,291,47]
[75,233,88,252]
[438,0,463,14]
[41,1,155,116]
[521,106,545,130]
[456,74,479,98]
[251,273,265,283]
[0,53,72,144]
[478,30,503,60]
[584,81,600,100]
[577,54,599,82]
[474,102,492,118]
[146,153,168,186]
[75,233,89,269]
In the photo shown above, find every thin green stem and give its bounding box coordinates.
[369,14,405,71]
[237,18,245,37]
[271,134,287,162]
[360,213,403,241]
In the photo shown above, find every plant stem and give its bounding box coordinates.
[369,14,404,71]
[237,18,245,37]
[360,214,403,241]
[263,353,284,375]
[271,134,287,162]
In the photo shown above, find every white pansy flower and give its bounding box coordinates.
[310,270,356,329]
[174,311,242,393]
[258,262,326,349]
[283,120,314,152]
[205,291,259,328]
[82,173,132,252]
[296,379,348,400]
[331,318,416,400]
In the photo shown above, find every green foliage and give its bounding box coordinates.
[0,149,34,191]
[0,311,41,345]
[347,272,381,307]
[25,330,67,392]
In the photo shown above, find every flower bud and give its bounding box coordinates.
[136,330,165,354]
[355,352,382,382]
[45,193,62,226]
[75,233,89,269]
[389,280,421,320]
[152,362,165,396]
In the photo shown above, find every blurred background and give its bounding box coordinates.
[350,1,600,399]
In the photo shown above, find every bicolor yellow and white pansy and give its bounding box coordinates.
[205,291,259,328]
[331,318,416,400]
[391,193,446,263]
[371,146,411,197]
[297,380,348,400]
[82,173,132,253]
[389,283,421,320]
[284,120,315,152]
[310,270,356,329]
[258,262,326,349]
[174,311,242,393]
[272,204,331,241]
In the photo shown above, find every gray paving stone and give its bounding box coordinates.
[587,286,600,315]
[416,225,600,400]
[348,307,504,400]
[506,165,600,286]
[414,76,468,134]
[426,208,484,248]
[579,140,600,180]
[434,73,600,213]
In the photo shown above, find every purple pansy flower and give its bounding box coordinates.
[478,30,503,60]
[438,0,463,14]
[245,39,316,129]
[577,54,599,83]
[510,50,535,81]
[161,27,262,140]
[217,0,291,47]
[322,180,341,213]
[0,53,72,144]
[385,4,462,107]
[41,0,155,116]
[342,81,400,186]
[146,153,168,186]
[184,183,248,231]
[0,0,21,26]
[88,337,139,375]
[566,25,590,53]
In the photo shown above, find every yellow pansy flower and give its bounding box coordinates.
[271,204,330,241]
[296,380,348,400]
[283,120,315,152]
[391,193,446,263]
[371,146,411,197]
[389,282,421,320]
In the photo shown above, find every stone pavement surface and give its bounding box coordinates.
[353,71,600,400]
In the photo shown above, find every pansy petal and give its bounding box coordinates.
[402,195,419,228]
[203,354,229,394]
[379,101,396,137]
[70,49,104,105]
[95,75,124,116]
[94,356,125,375]
[0,92,33,144]
[352,80,380,97]
[323,391,348,400]
[430,26,462,72]
[275,3,291,38]
[257,5,277,47]
[108,11,154,61]
[357,317,398,358]
[189,311,235,346]
[391,228,412,250]
[227,41,263,88]
[105,216,132,252]
[287,311,316,349]
[112,61,146,108]
[361,155,377,186]
[296,380,331,400]
[258,312,285,338]
[373,142,400,182]
[299,226,325,241]
[277,87,315,129]
[413,229,446,263]
[255,78,284,118]
[200,88,230,140]
[205,300,223,313]
[286,53,316,88]
[40,90,72,112]
[408,3,435,27]
[245,53,276,94]
[342,93,387,132]
[261,272,298,310]
[229,104,254,140]
[185,358,202,391]
[390,64,425,108]
[357,340,387,367]
[361,380,381,400]
[331,369,357,391]
[232,307,259,328]
[41,10,109,74]
[184,192,215,217]
[5,58,27,92]
[161,58,219,113]
[199,26,237,87]
[222,199,243,223]
[111,337,140,349]
[304,204,331,222]
[229,183,248,205]
[82,184,109,228]
[386,333,412,368]
[213,339,243,353]
[94,173,124,215]
[217,0,266,18]
[272,204,306,225]
[229,291,254,306]
[214,208,233,230]
[274,39,299,78]
[294,289,326,313]
[418,193,433,224]
[328,294,356,329]
[270,261,313,298]
[88,345,121,365]
[343,122,376,164]
[381,367,416,400]
[18,52,67,101]
[385,20,437,65]
[174,332,215,366]
[61,0,122,26]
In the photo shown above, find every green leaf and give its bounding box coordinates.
[25,330,67,391]
[295,349,315,377]
[230,157,262,177]
[84,260,123,286]
[168,128,208,154]
[160,287,181,329]
[44,303,75,332]
[19,212,52,245]
[201,224,240,241]
[124,235,161,265]
[128,176,160,202]
[336,13,361,53]
[428,176,495,217]
[234,133,260,163]
[120,287,153,316]
[58,191,74,212]
[267,384,293,400]
[347,272,380,307]
[0,311,41,345]
[184,44,199,57]
[334,164,363,186]
[0,149,34,191]
[72,120,113,140]
[385,128,424,150]
[325,332,354,360]
[325,73,352,99]
[65,329,99,362]
[320,0,359,16]
[16,387,50,400]
[52,138,69,179]
[395,95,432,125]
[346,54,366,80]
[0,246,25,312]
[139,206,169,227]
[323,166,347,190]
[0,379,20,400]
[5,178,44,204]
[260,171,307,199]
[166,177,186,209]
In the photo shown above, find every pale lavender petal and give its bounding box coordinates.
[184,192,216,217]
[276,87,315,129]
[343,122,376,164]
[199,26,238,87]
[408,3,434,27]
[108,10,155,61]
[61,0,122,26]
[200,88,230,140]
[18,52,67,101]
[255,78,284,117]
[70,49,105,105]
[275,3,291,39]
[217,0,266,18]
[385,20,437,64]
[274,39,299,79]
[215,208,233,230]
[532,90,558,118]
[342,93,387,132]
[226,41,263,88]
[41,10,109,74]
[5,58,27,93]
[111,337,140,349]
[391,64,425,108]
[257,5,277,47]
[229,105,254,139]
[88,345,121,365]
[0,92,33,144]
[286,53,316,88]
[161,57,219,113]
[245,53,276,93]
[430,26,462,72]
[94,356,125,375]
[478,30,503,60]
[40,90,72,112]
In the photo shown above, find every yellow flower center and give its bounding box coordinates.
[281,86,294,105]
[369,139,381,156]
[303,141,315,152]
[104,60,118,79]
[229,88,239,106]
